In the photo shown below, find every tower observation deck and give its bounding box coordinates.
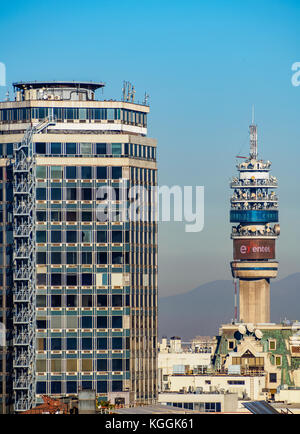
[230,121,280,324]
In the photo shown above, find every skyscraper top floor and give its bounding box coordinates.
[10,81,149,107]
[12,81,105,102]
[0,81,149,135]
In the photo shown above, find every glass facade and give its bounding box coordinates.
[0,107,147,127]
[0,142,156,161]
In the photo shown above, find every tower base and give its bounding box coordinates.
[239,278,270,324]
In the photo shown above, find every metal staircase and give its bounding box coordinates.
[12,116,55,412]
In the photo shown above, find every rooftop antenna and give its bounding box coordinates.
[249,105,258,160]
[127,82,131,102]
[144,92,150,106]
[130,85,135,103]
[122,81,127,101]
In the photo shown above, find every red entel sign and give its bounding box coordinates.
[233,238,275,260]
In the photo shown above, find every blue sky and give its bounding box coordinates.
[1,0,300,297]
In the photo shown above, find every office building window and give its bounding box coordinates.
[37,188,46,200]
[81,166,92,179]
[269,373,277,383]
[97,359,107,371]
[97,381,107,393]
[67,338,77,350]
[51,294,61,306]
[51,231,61,243]
[81,143,92,154]
[51,143,61,155]
[112,316,122,328]
[97,231,107,243]
[82,316,92,328]
[96,143,106,155]
[36,142,46,154]
[112,359,122,371]
[96,166,107,179]
[112,381,122,392]
[67,294,77,307]
[97,295,107,307]
[66,252,77,264]
[82,338,93,350]
[66,382,77,393]
[66,166,77,179]
[97,338,107,350]
[112,167,122,179]
[51,338,62,350]
[66,143,76,154]
[51,382,62,394]
[97,316,107,328]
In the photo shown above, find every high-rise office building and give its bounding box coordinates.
[230,121,280,324]
[0,81,158,413]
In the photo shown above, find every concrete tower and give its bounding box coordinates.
[230,120,280,325]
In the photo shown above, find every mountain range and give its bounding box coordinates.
[158,273,300,340]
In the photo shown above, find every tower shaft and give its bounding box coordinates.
[239,278,270,324]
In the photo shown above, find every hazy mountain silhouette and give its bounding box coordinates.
[158,273,300,340]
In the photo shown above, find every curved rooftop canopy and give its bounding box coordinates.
[13,81,105,91]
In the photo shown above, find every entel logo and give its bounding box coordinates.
[240,245,250,254]
[240,245,271,254]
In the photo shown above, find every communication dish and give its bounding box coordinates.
[238,324,246,335]
[247,323,254,333]
[255,329,263,339]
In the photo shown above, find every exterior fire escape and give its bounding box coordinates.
[12,116,55,412]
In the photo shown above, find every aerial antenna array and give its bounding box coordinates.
[143,92,150,105]
[249,105,258,160]
[122,81,135,102]
[122,81,150,105]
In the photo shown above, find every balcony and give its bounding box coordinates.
[231,204,278,211]
[231,229,277,239]
[231,179,277,188]
[231,197,278,204]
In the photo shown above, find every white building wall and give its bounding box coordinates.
[158,392,238,413]
[158,352,212,392]
[158,353,212,375]
[168,375,265,401]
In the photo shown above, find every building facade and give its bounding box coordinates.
[158,336,213,392]
[0,81,158,413]
[158,391,239,413]
[158,336,265,409]
[213,322,300,401]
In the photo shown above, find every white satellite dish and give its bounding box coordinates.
[255,329,263,339]
[247,323,254,333]
[238,325,246,335]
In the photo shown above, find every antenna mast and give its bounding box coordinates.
[249,106,258,160]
